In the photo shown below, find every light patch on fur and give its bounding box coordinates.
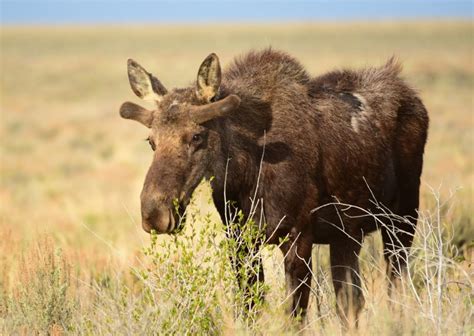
[352,93,368,113]
[167,100,181,115]
[351,116,360,133]
[350,92,370,133]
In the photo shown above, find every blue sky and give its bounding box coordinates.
[1,0,472,24]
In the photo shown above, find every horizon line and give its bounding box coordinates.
[1,17,471,28]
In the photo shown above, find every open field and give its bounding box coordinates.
[1,21,473,334]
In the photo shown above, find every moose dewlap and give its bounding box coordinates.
[119,48,429,326]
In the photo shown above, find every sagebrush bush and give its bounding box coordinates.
[74,195,277,334]
[2,237,75,335]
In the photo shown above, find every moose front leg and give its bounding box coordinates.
[280,235,313,319]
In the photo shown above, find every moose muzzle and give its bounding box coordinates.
[140,201,176,233]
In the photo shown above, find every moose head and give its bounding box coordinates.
[119,54,240,234]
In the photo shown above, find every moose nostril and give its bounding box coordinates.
[141,204,172,234]
[144,207,159,221]
[141,206,159,232]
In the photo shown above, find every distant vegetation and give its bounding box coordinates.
[1,21,472,334]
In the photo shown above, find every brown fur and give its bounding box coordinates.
[119,48,429,326]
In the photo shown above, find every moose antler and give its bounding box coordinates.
[188,94,241,124]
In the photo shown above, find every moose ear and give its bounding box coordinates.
[119,102,154,128]
[127,59,167,102]
[196,53,221,102]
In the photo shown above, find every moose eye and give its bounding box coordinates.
[192,133,202,143]
[147,137,156,151]
[188,131,207,149]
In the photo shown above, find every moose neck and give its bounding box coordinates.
[207,95,270,216]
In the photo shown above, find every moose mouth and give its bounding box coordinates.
[169,200,187,234]
[141,181,200,234]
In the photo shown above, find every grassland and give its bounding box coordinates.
[0,21,472,334]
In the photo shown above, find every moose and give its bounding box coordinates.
[119,48,428,326]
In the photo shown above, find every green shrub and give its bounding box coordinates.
[5,237,75,334]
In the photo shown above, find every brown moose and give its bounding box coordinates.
[119,49,429,326]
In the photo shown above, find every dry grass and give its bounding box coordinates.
[0,21,472,334]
